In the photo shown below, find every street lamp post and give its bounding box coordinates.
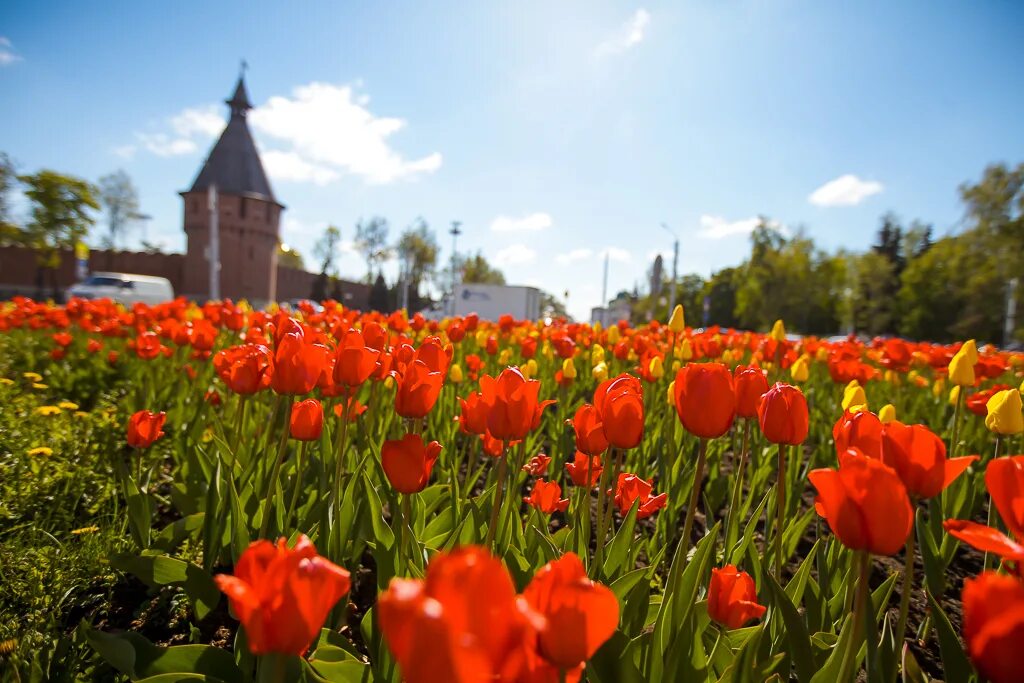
[660,223,679,313]
[449,221,462,316]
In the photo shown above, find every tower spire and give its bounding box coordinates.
[226,66,252,118]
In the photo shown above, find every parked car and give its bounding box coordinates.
[67,272,174,305]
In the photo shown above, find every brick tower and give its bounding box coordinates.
[181,74,284,304]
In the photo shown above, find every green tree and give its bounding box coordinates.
[354,217,391,283]
[97,169,140,250]
[0,152,19,243]
[703,267,739,328]
[396,218,439,304]
[461,251,505,285]
[19,170,99,294]
[277,243,305,270]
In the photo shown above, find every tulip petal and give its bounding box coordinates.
[944,520,1024,560]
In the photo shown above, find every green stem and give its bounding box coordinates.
[984,435,1002,571]
[258,400,292,539]
[774,443,786,578]
[484,448,509,550]
[678,438,708,570]
[725,419,751,557]
[332,398,352,516]
[229,396,247,475]
[402,493,415,570]
[894,518,916,679]
[593,448,616,572]
[284,440,307,530]
[837,551,871,683]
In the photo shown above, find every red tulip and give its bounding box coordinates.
[757,383,809,445]
[880,421,977,499]
[673,363,736,439]
[377,547,530,683]
[480,367,542,441]
[458,392,489,435]
[961,571,1024,683]
[832,409,883,459]
[594,374,644,449]
[289,399,323,441]
[987,455,1024,540]
[809,449,913,555]
[333,329,380,389]
[521,552,619,670]
[522,453,551,476]
[271,332,327,396]
[572,404,609,456]
[213,344,274,395]
[215,535,350,656]
[127,410,166,448]
[394,360,445,419]
[381,433,443,494]
[707,565,767,629]
[565,451,603,488]
[524,480,570,514]
[612,473,667,519]
[734,365,769,419]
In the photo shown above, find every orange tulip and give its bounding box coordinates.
[832,409,883,459]
[521,552,619,671]
[565,451,603,488]
[213,345,274,395]
[480,367,542,441]
[377,547,530,683]
[127,410,166,448]
[612,473,667,519]
[808,449,913,555]
[381,433,443,494]
[289,399,323,442]
[961,571,1024,683]
[734,365,769,419]
[458,391,489,435]
[594,374,644,449]
[215,535,351,656]
[673,363,736,439]
[880,421,977,499]
[522,454,551,476]
[707,565,767,629]
[572,404,609,456]
[524,480,570,514]
[333,329,380,389]
[757,382,809,445]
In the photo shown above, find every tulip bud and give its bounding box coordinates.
[948,348,976,387]
[932,377,945,398]
[607,326,620,344]
[475,330,489,348]
[671,359,681,373]
[561,357,577,380]
[590,344,605,366]
[449,363,464,383]
[960,339,979,364]
[668,304,685,333]
[679,338,693,361]
[666,380,675,407]
[498,349,511,366]
[721,349,734,364]
[790,355,810,382]
[648,355,664,380]
[878,404,896,424]
[985,389,1024,435]
[949,385,960,406]
[770,319,786,342]
[816,346,829,362]
[842,381,868,412]
[592,362,608,382]
[524,358,538,378]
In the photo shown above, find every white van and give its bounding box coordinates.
[67,272,174,305]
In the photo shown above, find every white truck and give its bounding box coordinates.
[422,284,542,321]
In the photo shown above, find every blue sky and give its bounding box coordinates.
[2,1,1023,319]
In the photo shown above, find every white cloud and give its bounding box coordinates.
[697,214,786,239]
[250,82,442,185]
[490,212,553,232]
[599,247,631,263]
[170,106,224,139]
[555,247,593,265]
[135,133,198,157]
[808,174,884,207]
[261,150,340,186]
[494,244,537,266]
[595,9,651,57]
[0,37,22,66]
[112,145,137,160]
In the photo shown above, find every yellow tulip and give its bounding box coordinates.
[790,356,810,382]
[671,360,681,373]
[721,349,734,364]
[985,389,1024,435]
[668,304,685,333]
[960,339,979,365]
[949,385,960,406]
[498,349,512,366]
[561,357,577,380]
[607,326,620,344]
[592,362,608,382]
[475,330,489,348]
[842,383,868,412]
[770,319,787,342]
[932,377,945,398]
[649,355,665,380]
[593,321,603,334]
[591,344,605,366]
[666,380,676,407]
[526,359,538,377]
[878,404,897,424]
[816,347,830,363]
[449,364,464,383]
[679,338,693,361]
[947,348,975,387]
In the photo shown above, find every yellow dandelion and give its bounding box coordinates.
[58,401,79,410]
[27,446,53,456]
[0,377,14,386]
[74,411,90,419]
[35,405,62,416]
[23,372,42,382]
[71,526,100,535]
[32,383,48,390]
[0,638,16,656]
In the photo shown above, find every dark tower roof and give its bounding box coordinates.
[187,75,279,204]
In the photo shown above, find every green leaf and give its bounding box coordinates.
[361,473,395,550]
[152,513,206,553]
[109,554,220,621]
[601,499,640,579]
[809,613,854,683]
[587,631,645,683]
[900,644,928,683]
[82,622,242,682]
[764,573,815,683]
[916,508,946,597]
[926,590,973,683]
